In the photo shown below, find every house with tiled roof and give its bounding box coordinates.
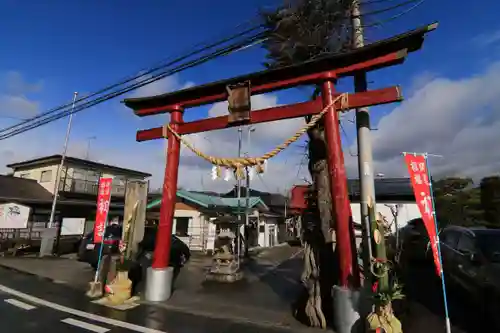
[146,189,279,252]
[2,154,151,224]
[290,178,422,243]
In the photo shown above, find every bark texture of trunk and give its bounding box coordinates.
[293,122,340,329]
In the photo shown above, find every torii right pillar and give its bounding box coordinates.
[322,79,361,332]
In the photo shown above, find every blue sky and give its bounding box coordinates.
[0,0,499,191]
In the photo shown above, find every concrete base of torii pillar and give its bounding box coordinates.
[144,266,175,302]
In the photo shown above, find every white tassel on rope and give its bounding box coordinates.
[248,167,255,181]
[211,166,219,180]
[262,159,268,173]
[224,168,232,182]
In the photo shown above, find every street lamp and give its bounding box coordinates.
[85,136,97,160]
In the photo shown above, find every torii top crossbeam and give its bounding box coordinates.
[124,23,437,115]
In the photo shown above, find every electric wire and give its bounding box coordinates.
[0,32,267,140]
[362,0,426,28]
[0,0,422,139]
[0,34,266,140]
[352,0,421,18]
[0,24,265,136]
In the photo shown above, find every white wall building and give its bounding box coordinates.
[350,202,421,236]
[146,190,281,252]
[8,154,151,197]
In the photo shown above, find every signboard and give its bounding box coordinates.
[61,218,86,236]
[93,177,113,243]
[403,153,441,276]
[0,203,30,229]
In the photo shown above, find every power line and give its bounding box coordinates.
[362,0,426,28]
[0,32,267,140]
[352,0,421,18]
[0,1,422,140]
[0,24,265,136]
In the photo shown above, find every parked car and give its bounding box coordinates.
[78,225,190,270]
[440,226,500,318]
[398,218,432,262]
[77,224,122,269]
[135,226,191,269]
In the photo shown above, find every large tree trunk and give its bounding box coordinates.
[293,124,340,328]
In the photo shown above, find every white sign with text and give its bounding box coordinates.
[0,203,30,229]
[61,218,86,236]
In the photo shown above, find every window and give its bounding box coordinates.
[40,170,52,182]
[19,173,30,179]
[477,234,500,262]
[72,168,99,181]
[73,169,86,180]
[456,234,476,254]
[86,170,100,182]
[175,217,190,237]
[442,230,460,249]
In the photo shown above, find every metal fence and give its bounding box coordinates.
[0,222,85,255]
[0,222,53,241]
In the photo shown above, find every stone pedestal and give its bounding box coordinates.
[39,228,57,257]
[205,231,243,283]
[205,251,243,283]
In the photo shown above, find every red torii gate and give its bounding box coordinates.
[123,23,436,302]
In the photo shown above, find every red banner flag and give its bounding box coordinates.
[404,154,441,276]
[93,177,113,244]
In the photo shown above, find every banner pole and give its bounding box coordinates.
[92,177,113,284]
[424,154,452,333]
[93,214,110,283]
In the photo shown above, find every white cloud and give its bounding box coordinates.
[170,93,310,193]
[0,72,308,195]
[128,74,195,99]
[0,95,39,118]
[344,61,500,182]
[10,61,500,196]
[3,71,43,95]
[473,29,500,47]
[0,71,41,118]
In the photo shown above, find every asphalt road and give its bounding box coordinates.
[0,267,308,333]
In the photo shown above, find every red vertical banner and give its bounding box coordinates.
[93,177,113,244]
[404,154,442,277]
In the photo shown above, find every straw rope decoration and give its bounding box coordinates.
[162,93,349,179]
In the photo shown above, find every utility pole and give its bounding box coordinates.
[41,92,78,257]
[351,1,387,289]
[236,127,243,264]
[48,91,79,228]
[244,126,255,257]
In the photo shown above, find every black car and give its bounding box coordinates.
[78,225,190,270]
[398,218,432,262]
[440,226,500,319]
[78,224,122,269]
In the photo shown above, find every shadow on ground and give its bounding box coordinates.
[398,259,498,333]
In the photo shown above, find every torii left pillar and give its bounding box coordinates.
[144,107,183,302]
